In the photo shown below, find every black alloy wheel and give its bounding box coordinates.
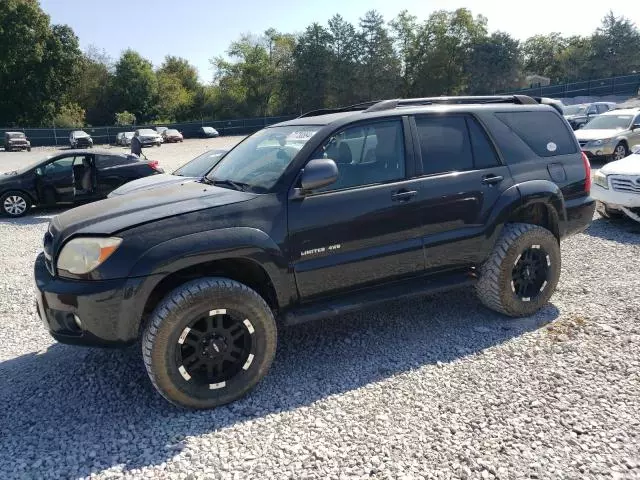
[510,246,550,301]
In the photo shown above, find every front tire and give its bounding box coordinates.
[142,277,277,409]
[612,142,628,161]
[1,191,31,217]
[476,223,561,317]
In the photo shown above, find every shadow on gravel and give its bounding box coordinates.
[0,290,559,478]
[583,217,640,243]
[0,208,66,226]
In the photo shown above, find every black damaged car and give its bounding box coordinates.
[1,150,163,217]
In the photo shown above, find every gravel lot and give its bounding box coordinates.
[0,142,639,479]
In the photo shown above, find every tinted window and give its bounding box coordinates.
[586,105,597,115]
[596,104,609,114]
[311,119,405,191]
[174,150,227,177]
[96,154,134,168]
[494,112,577,157]
[415,116,473,175]
[467,117,501,168]
[43,156,75,175]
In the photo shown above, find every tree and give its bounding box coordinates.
[115,111,136,126]
[293,24,333,112]
[590,12,640,77]
[467,32,521,94]
[111,50,158,122]
[0,0,82,125]
[358,10,400,100]
[390,10,418,97]
[68,46,114,125]
[521,33,567,81]
[326,15,360,106]
[53,103,85,127]
[410,9,487,96]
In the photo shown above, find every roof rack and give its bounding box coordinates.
[364,95,538,112]
[297,101,382,118]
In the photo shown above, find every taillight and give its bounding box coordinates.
[148,160,161,171]
[581,152,591,193]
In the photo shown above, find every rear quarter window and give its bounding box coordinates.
[96,155,135,168]
[494,111,577,157]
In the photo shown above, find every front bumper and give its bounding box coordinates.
[33,253,160,347]
[580,143,616,159]
[562,195,596,237]
[591,183,640,209]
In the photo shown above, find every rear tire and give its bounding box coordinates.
[1,191,31,217]
[142,277,277,409]
[476,223,561,317]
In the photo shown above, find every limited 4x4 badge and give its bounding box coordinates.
[301,244,341,257]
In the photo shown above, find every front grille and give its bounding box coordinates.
[611,177,640,194]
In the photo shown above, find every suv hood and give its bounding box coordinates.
[51,181,257,241]
[108,173,196,197]
[600,153,640,175]
[574,128,625,141]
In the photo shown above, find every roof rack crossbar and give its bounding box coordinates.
[364,95,538,112]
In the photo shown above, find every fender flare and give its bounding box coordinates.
[484,180,566,242]
[128,227,292,307]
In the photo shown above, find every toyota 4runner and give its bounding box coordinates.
[34,95,595,409]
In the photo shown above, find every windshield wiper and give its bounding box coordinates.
[203,177,250,191]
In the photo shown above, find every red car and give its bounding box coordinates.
[162,129,183,143]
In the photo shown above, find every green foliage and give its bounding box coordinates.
[0,0,82,126]
[1,6,640,127]
[114,111,136,126]
[53,103,85,127]
[111,50,158,123]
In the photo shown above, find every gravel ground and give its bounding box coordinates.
[0,144,639,479]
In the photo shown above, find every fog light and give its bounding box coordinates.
[73,314,82,328]
[596,150,603,155]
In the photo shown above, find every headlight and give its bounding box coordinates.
[591,138,612,146]
[593,171,608,189]
[57,237,122,275]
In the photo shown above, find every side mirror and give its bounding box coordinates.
[35,167,43,176]
[300,159,338,192]
[632,123,640,131]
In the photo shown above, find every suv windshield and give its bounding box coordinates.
[206,125,321,191]
[7,132,25,138]
[138,129,156,135]
[73,131,89,137]
[564,105,586,115]
[582,114,632,130]
[174,150,227,177]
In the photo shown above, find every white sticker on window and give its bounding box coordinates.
[547,142,557,152]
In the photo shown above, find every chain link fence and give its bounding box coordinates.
[1,115,297,148]
[503,73,640,99]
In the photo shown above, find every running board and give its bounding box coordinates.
[282,270,476,326]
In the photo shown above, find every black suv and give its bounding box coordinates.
[34,96,595,409]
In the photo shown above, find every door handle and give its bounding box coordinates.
[481,175,504,185]
[391,190,417,202]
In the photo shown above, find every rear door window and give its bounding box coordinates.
[466,117,501,168]
[494,111,577,157]
[414,116,473,175]
[95,155,134,169]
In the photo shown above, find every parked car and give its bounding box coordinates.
[592,144,640,222]
[199,126,220,138]
[0,150,163,217]
[34,95,595,409]
[108,148,229,197]
[574,108,640,161]
[134,128,162,147]
[155,126,168,136]
[162,129,183,143]
[70,130,93,149]
[3,131,31,152]
[563,102,617,130]
[116,132,135,146]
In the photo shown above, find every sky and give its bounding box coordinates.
[40,0,640,82]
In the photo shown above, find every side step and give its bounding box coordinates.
[282,270,476,326]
